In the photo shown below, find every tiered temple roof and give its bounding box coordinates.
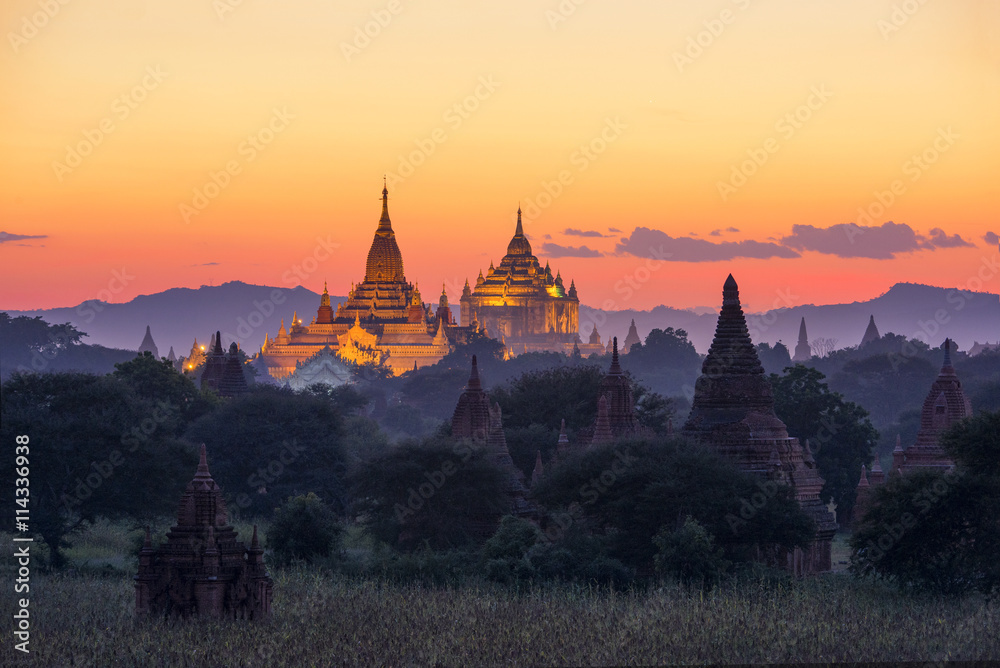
[599,337,641,439]
[451,356,534,521]
[893,339,972,474]
[683,274,837,575]
[460,208,597,355]
[135,445,272,618]
[256,184,474,378]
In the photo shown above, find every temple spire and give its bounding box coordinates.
[515,206,523,237]
[378,181,391,231]
[942,338,953,369]
[468,355,482,390]
[610,337,622,374]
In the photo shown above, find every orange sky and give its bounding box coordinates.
[2,0,999,313]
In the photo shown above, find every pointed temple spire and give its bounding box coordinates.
[861,314,881,347]
[942,338,953,369]
[793,316,812,362]
[610,337,621,374]
[622,319,641,353]
[591,396,613,446]
[683,274,837,574]
[531,450,544,488]
[379,179,391,230]
[468,354,482,390]
[506,207,532,256]
[138,325,159,358]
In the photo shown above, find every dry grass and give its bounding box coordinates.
[1,568,997,667]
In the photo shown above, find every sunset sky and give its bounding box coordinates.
[2,0,999,314]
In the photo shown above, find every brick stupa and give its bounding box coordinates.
[683,274,837,575]
[600,337,642,439]
[894,339,972,474]
[135,444,272,618]
[451,355,534,525]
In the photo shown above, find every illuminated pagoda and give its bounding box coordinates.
[460,208,602,356]
[256,183,476,379]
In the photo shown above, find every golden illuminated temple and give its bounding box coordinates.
[460,208,601,355]
[256,184,473,380]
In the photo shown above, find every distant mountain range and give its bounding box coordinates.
[3,281,998,357]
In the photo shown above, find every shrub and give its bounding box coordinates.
[654,516,729,588]
[267,493,343,566]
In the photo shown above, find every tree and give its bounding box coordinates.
[0,313,132,380]
[184,386,348,517]
[532,439,814,572]
[267,493,343,565]
[490,365,605,431]
[755,342,791,375]
[348,438,509,551]
[770,365,879,524]
[850,411,1000,596]
[620,327,702,397]
[112,352,217,433]
[654,516,730,587]
[1,372,195,565]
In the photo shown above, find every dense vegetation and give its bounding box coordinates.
[3,313,1000,663]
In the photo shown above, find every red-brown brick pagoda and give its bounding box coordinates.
[451,356,534,523]
[894,338,971,474]
[683,274,837,575]
[135,444,272,619]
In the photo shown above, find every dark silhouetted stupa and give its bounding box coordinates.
[683,274,837,575]
[135,445,272,619]
[860,315,881,347]
[792,317,811,362]
[892,339,971,474]
[451,356,534,523]
[138,325,159,358]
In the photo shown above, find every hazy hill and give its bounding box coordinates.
[4,281,997,358]
[2,282,335,359]
[584,282,1000,355]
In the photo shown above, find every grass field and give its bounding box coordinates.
[2,524,998,666]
